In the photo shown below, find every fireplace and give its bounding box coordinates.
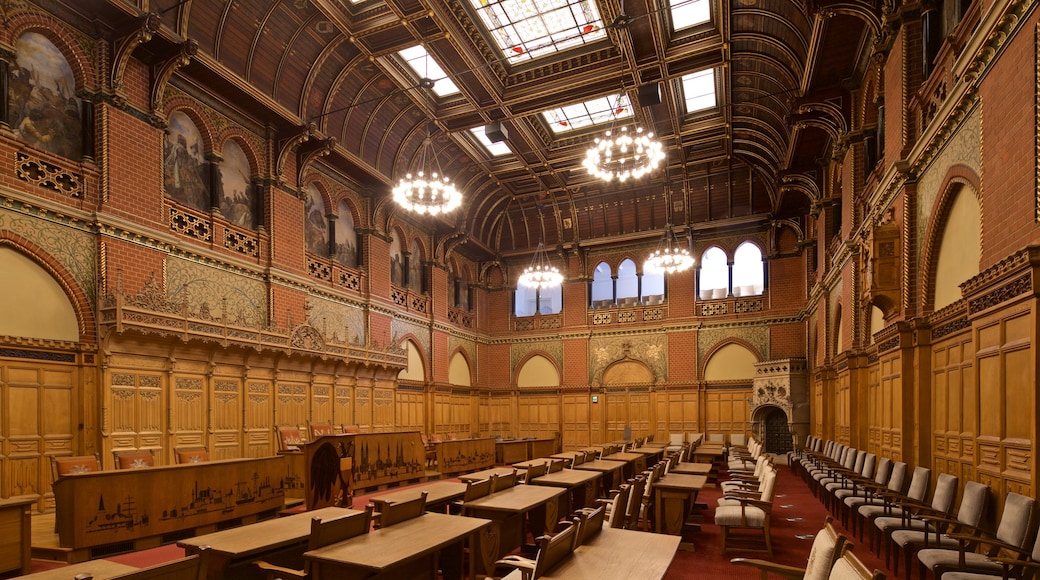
[748,358,808,454]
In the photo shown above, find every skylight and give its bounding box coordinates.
[681,68,716,113]
[469,0,607,64]
[397,46,461,97]
[541,93,632,134]
[670,0,710,32]
[471,126,512,156]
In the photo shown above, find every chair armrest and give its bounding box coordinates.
[730,558,808,580]
[946,533,1029,556]
[253,561,308,579]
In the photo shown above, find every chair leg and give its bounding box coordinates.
[763,520,773,558]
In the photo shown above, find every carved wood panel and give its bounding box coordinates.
[395,389,424,433]
[704,388,750,436]
[244,381,273,457]
[931,331,975,488]
[517,393,559,441]
[209,379,241,460]
[561,394,590,449]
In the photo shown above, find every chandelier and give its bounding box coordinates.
[518,242,563,289]
[644,226,694,274]
[583,125,665,182]
[392,131,462,216]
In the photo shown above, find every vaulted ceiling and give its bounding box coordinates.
[74,0,878,260]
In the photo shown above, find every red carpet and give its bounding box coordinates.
[9,463,897,579]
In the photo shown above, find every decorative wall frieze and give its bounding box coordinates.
[589,334,667,385]
[698,323,769,363]
[510,340,563,371]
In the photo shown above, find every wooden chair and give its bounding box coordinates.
[109,552,207,580]
[495,521,578,580]
[308,422,334,439]
[715,467,778,556]
[342,424,361,434]
[493,469,518,492]
[547,459,565,474]
[572,504,605,546]
[420,434,437,468]
[592,482,631,529]
[254,505,374,579]
[173,446,209,464]
[276,425,305,451]
[452,475,496,515]
[113,449,156,470]
[829,545,886,580]
[731,516,848,580]
[523,462,548,483]
[376,490,427,528]
[51,453,101,481]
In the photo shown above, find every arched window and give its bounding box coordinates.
[616,259,639,305]
[641,265,665,304]
[515,282,562,316]
[732,242,764,296]
[591,262,613,308]
[699,246,728,299]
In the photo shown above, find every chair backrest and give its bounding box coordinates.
[826,545,885,580]
[860,453,877,479]
[548,459,565,473]
[956,481,989,527]
[572,452,586,467]
[886,461,909,493]
[851,450,866,473]
[873,457,892,485]
[929,473,959,513]
[493,469,518,491]
[574,505,606,546]
[605,483,631,529]
[525,462,548,482]
[708,433,724,443]
[624,476,647,529]
[905,467,931,501]
[113,449,156,470]
[730,433,746,447]
[309,504,373,550]
[174,447,209,464]
[342,424,361,434]
[309,422,334,438]
[276,425,305,451]
[51,453,101,480]
[802,517,848,580]
[378,491,427,528]
[669,433,685,446]
[109,553,204,580]
[533,521,577,577]
[463,476,495,501]
[994,492,1035,549]
[759,468,778,502]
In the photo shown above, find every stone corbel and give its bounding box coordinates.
[151,39,199,114]
[297,136,337,185]
[275,123,318,180]
[110,12,161,102]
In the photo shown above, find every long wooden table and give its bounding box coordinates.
[458,466,517,483]
[529,469,601,514]
[653,473,708,536]
[502,527,680,580]
[15,560,138,579]
[368,481,468,513]
[601,451,646,478]
[462,484,566,573]
[573,459,626,495]
[304,511,489,580]
[670,462,713,476]
[178,506,359,579]
[628,446,665,464]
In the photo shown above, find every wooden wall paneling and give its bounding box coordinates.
[208,377,242,461]
[354,386,372,431]
[2,361,77,509]
[333,379,353,428]
[866,358,881,456]
[561,393,590,449]
[275,382,308,429]
[605,389,628,441]
[835,365,851,444]
[476,391,490,436]
[518,392,558,441]
[629,390,650,437]
[931,328,975,485]
[395,386,424,433]
[487,393,513,437]
[704,387,750,437]
[372,388,395,431]
[244,380,274,457]
[878,352,902,461]
[433,390,450,434]
[169,376,205,463]
[655,391,670,438]
[311,379,333,428]
[812,373,826,439]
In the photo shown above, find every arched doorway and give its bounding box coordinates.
[752,405,792,454]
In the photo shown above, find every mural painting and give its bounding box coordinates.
[334,201,358,267]
[9,32,82,159]
[218,140,254,228]
[305,184,328,256]
[164,111,209,210]
[390,235,404,286]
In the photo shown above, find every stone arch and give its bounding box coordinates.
[448,348,473,387]
[397,337,427,382]
[601,358,654,385]
[701,340,761,381]
[5,16,96,93]
[515,352,561,388]
[920,166,983,313]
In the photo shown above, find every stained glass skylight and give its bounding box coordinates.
[470,126,512,156]
[681,68,716,113]
[541,93,632,134]
[397,46,461,97]
[469,0,607,63]
[670,0,710,32]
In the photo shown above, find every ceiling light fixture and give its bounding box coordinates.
[584,24,664,182]
[645,225,694,274]
[392,127,462,216]
[518,241,563,289]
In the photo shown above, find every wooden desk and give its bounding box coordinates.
[528,438,557,459]
[0,497,33,576]
[496,440,529,464]
[573,459,626,495]
[462,484,566,573]
[549,451,582,463]
[16,560,138,579]
[628,446,665,464]
[601,451,645,478]
[504,527,680,580]
[369,481,467,513]
[304,512,489,580]
[435,438,496,475]
[458,466,517,483]
[653,474,708,535]
[670,462,713,476]
[511,458,552,470]
[178,506,358,580]
[529,469,601,513]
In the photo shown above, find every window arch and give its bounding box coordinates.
[616,259,638,304]
[514,281,562,316]
[641,267,664,304]
[732,242,764,296]
[591,261,613,306]
[699,246,728,299]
